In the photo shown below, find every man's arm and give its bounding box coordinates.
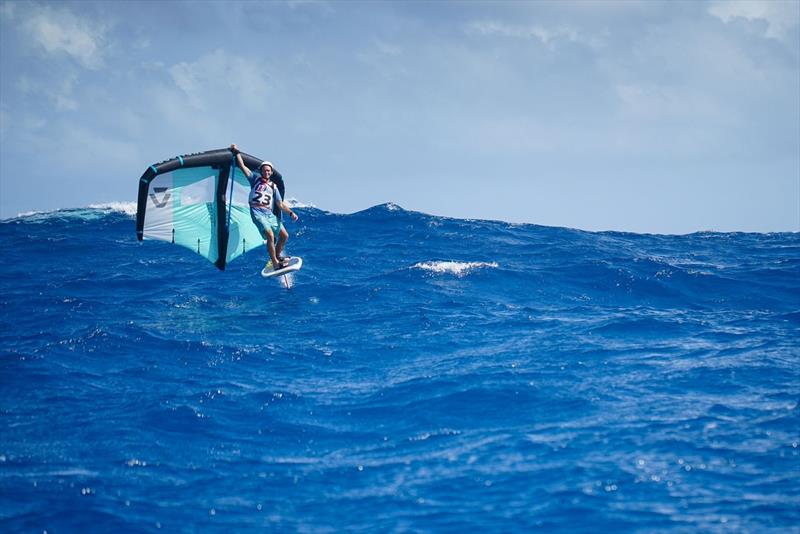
[275,188,299,221]
[229,144,252,179]
[278,200,299,222]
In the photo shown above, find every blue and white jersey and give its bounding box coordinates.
[248,178,282,212]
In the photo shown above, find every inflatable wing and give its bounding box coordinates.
[136,148,280,270]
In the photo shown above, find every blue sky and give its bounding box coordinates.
[0,0,798,233]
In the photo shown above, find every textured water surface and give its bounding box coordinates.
[1,204,799,532]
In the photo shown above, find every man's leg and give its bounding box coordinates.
[264,229,280,266]
[276,226,289,258]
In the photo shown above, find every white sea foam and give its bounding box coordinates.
[7,209,62,223]
[413,260,499,277]
[89,201,138,216]
[284,197,315,209]
[8,203,136,222]
[14,210,42,218]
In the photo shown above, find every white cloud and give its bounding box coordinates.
[709,0,800,41]
[22,5,107,69]
[168,49,273,112]
[52,75,79,111]
[286,0,334,13]
[465,20,605,49]
[614,83,724,122]
[16,72,79,111]
[356,39,408,79]
[168,63,204,110]
[374,40,402,57]
[11,119,141,179]
[133,37,151,50]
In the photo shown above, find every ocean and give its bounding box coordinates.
[1,203,798,532]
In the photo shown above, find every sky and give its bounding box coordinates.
[0,0,798,233]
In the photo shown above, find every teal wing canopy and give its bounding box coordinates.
[224,166,267,264]
[135,148,271,270]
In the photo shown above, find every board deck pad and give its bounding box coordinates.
[261,256,303,278]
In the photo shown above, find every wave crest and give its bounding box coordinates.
[88,202,138,216]
[412,260,499,277]
[6,199,316,222]
[284,197,315,209]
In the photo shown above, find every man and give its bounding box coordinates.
[230,144,298,270]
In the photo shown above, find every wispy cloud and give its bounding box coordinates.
[168,49,274,112]
[708,0,800,42]
[614,83,725,123]
[465,20,605,49]
[17,72,80,111]
[22,4,108,69]
[286,0,334,13]
[356,39,407,80]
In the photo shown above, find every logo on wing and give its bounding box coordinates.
[150,187,171,208]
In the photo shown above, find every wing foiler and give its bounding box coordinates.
[135,148,283,270]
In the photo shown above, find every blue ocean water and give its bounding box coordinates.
[1,203,798,532]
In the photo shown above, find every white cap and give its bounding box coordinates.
[260,161,273,169]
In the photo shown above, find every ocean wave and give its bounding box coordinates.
[88,201,138,216]
[5,205,135,223]
[5,209,62,222]
[284,197,315,209]
[412,260,499,277]
[4,199,315,222]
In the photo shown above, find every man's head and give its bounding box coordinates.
[259,161,273,179]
